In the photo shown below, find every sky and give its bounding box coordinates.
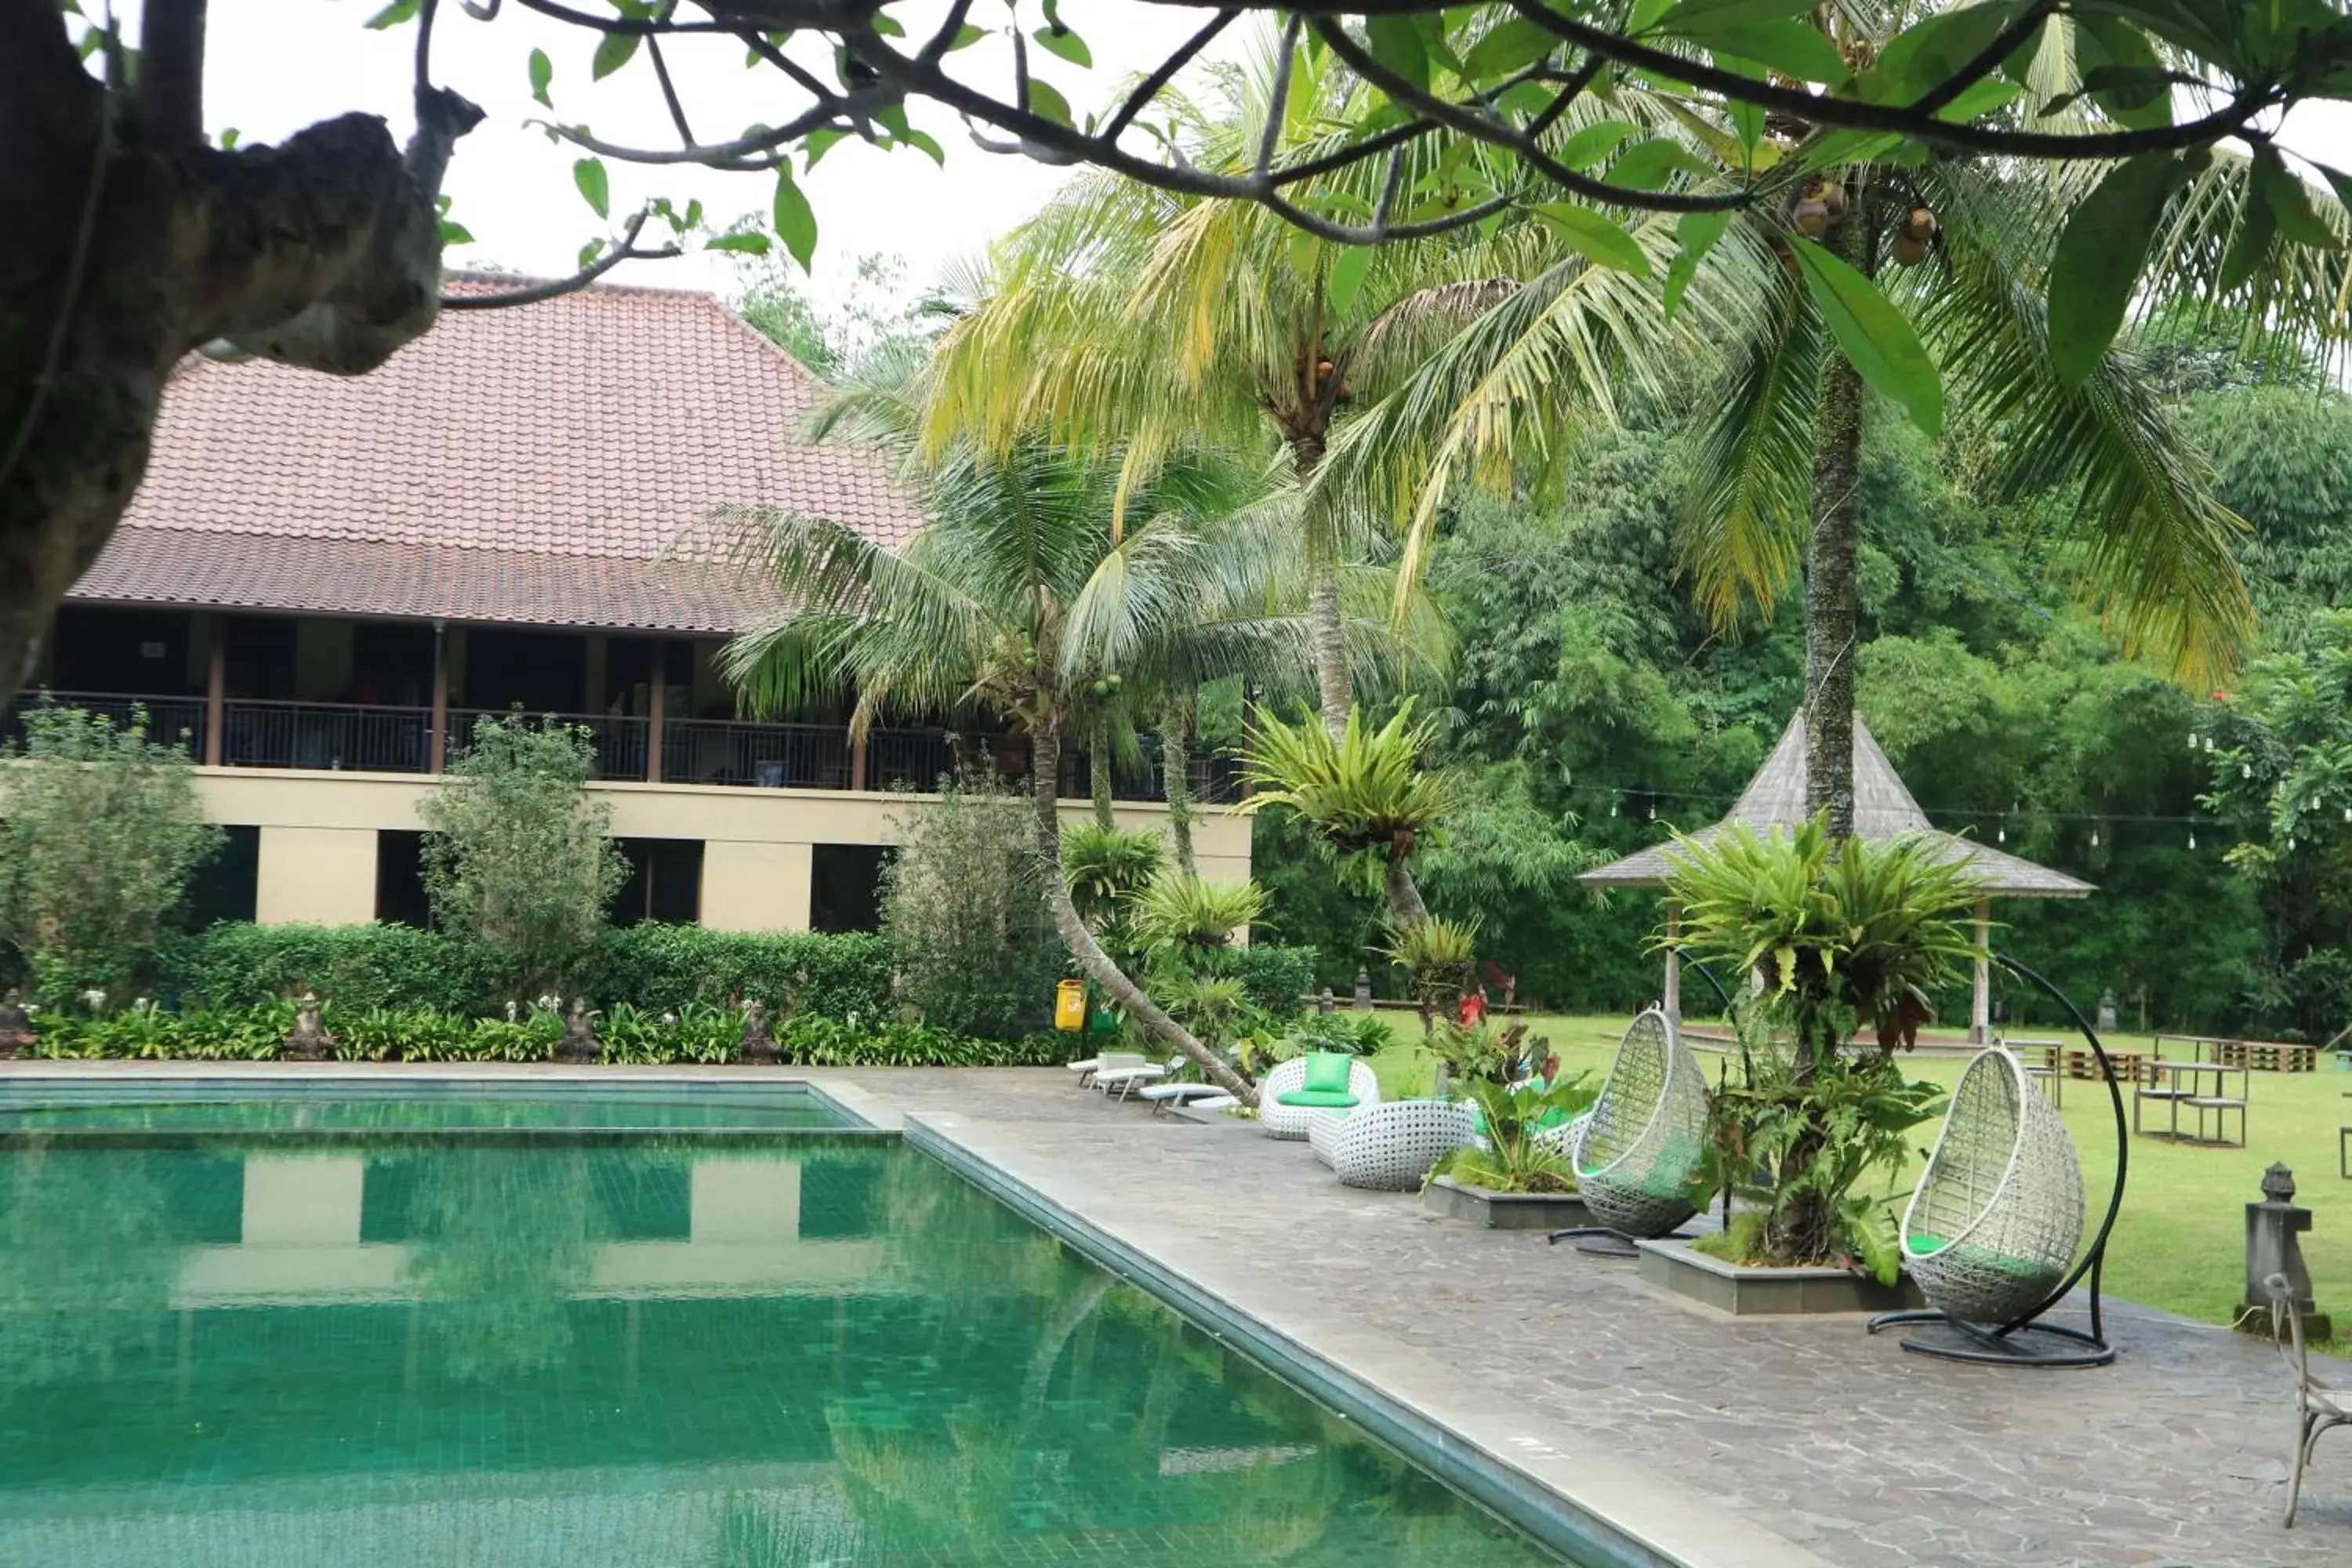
[201,2,1248,311]
[192,4,2352,315]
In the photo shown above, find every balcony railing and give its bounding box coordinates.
[2,690,1238,804]
[3,691,209,757]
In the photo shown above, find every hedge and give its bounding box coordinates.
[168,922,895,1021]
[1218,944,1318,1018]
[20,1000,1066,1067]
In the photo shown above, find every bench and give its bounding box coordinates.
[2184,1095,2247,1146]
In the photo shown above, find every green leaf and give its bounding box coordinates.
[1326,242,1374,316]
[1651,0,1823,27]
[1863,0,2024,104]
[578,238,606,271]
[894,127,946,165]
[2073,16,2172,131]
[364,0,418,28]
[1366,15,1432,93]
[528,47,554,110]
[1461,16,1555,81]
[869,10,905,38]
[1491,80,1553,118]
[772,167,818,270]
[946,23,984,51]
[217,127,240,150]
[1531,204,1652,275]
[1558,119,1637,171]
[1033,25,1091,68]
[1605,137,1705,190]
[804,127,848,169]
[572,156,610,220]
[593,30,639,80]
[2220,180,2279,296]
[1785,235,1941,436]
[1664,209,1730,319]
[437,220,475,247]
[1676,20,1851,85]
[2255,145,2340,251]
[2045,151,2190,386]
[705,231,771,256]
[1025,78,1073,128]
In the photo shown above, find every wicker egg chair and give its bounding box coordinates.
[1548,1008,1708,1253]
[1899,1045,2085,1327]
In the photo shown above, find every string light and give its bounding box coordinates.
[2242,762,2254,779]
[2290,835,2299,851]
[2090,827,2100,848]
[2205,736,2216,753]
[2189,829,2198,850]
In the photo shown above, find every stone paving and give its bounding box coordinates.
[6,1058,2343,1566]
[822,1067,2350,1568]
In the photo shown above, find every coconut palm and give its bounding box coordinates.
[922,21,1632,742]
[713,363,1404,1102]
[1322,9,2350,837]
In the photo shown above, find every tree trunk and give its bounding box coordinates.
[0,9,479,697]
[1803,192,1871,840]
[1090,714,1115,831]
[1290,433,1352,742]
[1029,713,1255,1105]
[1162,690,1196,878]
[1384,846,1428,927]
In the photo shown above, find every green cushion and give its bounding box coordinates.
[1905,1233,2062,1281]
[1276,1088,1361,1109]
[1302,1051,1353,1095]
[1635,1131,1704,1201]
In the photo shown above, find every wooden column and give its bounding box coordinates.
[1972,896,1992,1044]
[1663,898,1682,1020]
[427,621,448,775]
[201,620,225,768]
[646,640,666,783]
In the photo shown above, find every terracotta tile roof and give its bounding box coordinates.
[68,276,920,633]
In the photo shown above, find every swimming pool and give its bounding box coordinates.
[0,1089,1563,1566]
[0,1080,851,1134]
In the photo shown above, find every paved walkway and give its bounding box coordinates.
[6,1059,2342,1566]
[826,1067,2346,1568]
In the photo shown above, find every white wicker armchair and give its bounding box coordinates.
[1332,1101,1477,1191]
[1258,1054,1381,1141]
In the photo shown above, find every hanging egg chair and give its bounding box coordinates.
[1549,1008,1708,1251]
[1900,1044,2086,1327]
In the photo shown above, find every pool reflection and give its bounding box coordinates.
[0,1138,1557,1566]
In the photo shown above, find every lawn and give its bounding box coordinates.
[1364,1011,2351,1342]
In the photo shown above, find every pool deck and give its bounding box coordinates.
[8,1058,2344,1567]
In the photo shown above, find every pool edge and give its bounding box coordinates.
[905,1112,1833,1568]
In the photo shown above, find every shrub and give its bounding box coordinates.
[0,704,222,1004]
[880,772,1064,1040]
[1128,873,1269,955]
[171,922,485,1012]
[1217,943,1316,1018]
[418,715,627,1002]
[583,924,894,1020]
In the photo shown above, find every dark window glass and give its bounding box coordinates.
[461,628,588,714]
[184,825,260,930]
[376,829,433,927]
[49,605,200,696]
[810,844,888,934]
[611,838,702,926]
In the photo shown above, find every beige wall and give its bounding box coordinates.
[255,825,379,924]
[193,768,1252,931]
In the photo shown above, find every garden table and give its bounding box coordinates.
[2136,1059,2246,1146]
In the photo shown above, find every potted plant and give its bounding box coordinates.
[1650,817,1970,1306]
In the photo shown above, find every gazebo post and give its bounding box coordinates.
[1972,897,1991,1044]
[1663,899,1682,1021]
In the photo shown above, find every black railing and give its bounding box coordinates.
[663,718,848,788]
[449,710,648,781]
[5,691,1236,801]
[2,690,208,757]
[222,700,434,772]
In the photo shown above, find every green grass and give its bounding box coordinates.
[1367,1011,2351,1342]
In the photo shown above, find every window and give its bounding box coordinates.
[811,844,890,934]
[612,838,702,926]
[185,826,260,928]
[375,829,432,927]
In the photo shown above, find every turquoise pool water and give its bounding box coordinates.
[0,1101,1561,1566]
[0,1082,847,1133]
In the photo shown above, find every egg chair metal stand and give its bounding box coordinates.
[1867,953,2126,1368]
[1548,1007,1709,1257]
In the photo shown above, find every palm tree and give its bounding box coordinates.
[1323,11,2348,837]
[921,22,1619,742]
[711,367,1361,1102]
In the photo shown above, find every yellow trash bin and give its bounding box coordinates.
[1054,979,1087,1032]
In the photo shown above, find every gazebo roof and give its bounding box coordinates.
[1577,713,2094,898]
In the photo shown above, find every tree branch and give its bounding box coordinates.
[441,209,681,309]
[1905,0,2057,118]
[1104,6,1235,140]
[137,0,207,143]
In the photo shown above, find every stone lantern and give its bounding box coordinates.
[2241,1163,2330,1341]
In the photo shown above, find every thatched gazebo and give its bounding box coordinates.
[1580,712,2092,1041]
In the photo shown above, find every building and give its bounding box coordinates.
[25,278,1247,931]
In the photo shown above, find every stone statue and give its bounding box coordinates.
[0,990,34,1060]
[2096,988,2119,1033]
[555,997,600,1063]
[740,999,781,1065]
[2241,1163,2331,1341]
[281,993,333,1062]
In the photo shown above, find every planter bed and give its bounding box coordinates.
[1635,1236,1925,1316]
[1421,1174,1592,1231]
